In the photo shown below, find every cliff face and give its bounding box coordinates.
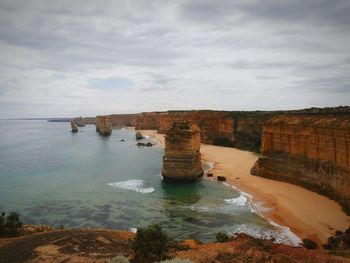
[162,121,203,181]
[135,111,235,145]
[108,114,137,127]
[251,114,350,214]
[134,112,162,130]
[77,107,350,152]
[158,111,234,145]
[95,116,113,136]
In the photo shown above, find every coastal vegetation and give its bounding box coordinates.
[0,212,23,237]
[215,232,229,243]
[130,224,169,260]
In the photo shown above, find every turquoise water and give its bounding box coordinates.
[0,120,299,243]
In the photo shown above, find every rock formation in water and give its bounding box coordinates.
[95,116,113,136]
[251,114,350,214]
[135,131,144,140]
[70,121,78,133]
[162,120,203,182]
[75,116,85,127]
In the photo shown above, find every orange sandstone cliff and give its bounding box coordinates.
[251,114,350,214]
[136,111,235,145]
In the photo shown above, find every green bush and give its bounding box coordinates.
[130,224,169,258]
[215,232,229,243]
[0,212,23,237]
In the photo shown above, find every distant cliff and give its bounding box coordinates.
[251,114,350,214]
[76,107,350,152]
[74,114,137,127]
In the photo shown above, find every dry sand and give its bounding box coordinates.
[140,129,350,245]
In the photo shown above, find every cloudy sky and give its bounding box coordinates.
[0,0,349,118]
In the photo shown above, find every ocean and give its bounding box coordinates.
[0,120,300,244]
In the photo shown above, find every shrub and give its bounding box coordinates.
[342,234,350,247]
[215,232,229,243]
[130,224,169,258]
[302,239,317,250]
[0,212,23,237]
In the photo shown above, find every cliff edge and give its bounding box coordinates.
[251,114,350,214]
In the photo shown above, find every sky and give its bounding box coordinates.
[0,0,349,118]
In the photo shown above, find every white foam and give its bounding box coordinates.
[225,195,248,207]
[108,179,155,193]
[202,160,215,174]
[268,219,302,246]
[221,180,301,246]
[227,223,301,247]
[129,227,137,233]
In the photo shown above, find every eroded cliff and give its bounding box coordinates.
[251,114,350,214]
[162,121,203,181]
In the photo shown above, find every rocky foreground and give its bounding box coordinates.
[1,226,350,263]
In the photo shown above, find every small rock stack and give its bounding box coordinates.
[162,120,203,182]
[95,116,113,136]
[70,121,78,133]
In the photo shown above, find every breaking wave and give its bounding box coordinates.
[226,223,301,246]
[108,179,155,193]
[224,195,248,207]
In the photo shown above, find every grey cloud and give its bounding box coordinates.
[180,0,350,28]
[0,0,349,117]
[293,76,350,93]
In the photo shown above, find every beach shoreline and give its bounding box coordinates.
[139,129,350,246]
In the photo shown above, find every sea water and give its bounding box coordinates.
[0,120,300,245]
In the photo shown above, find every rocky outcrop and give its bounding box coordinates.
[135,131,144,140]
[70,121,78,133]
[251,114,350,214]
[95,116,113,136]
[75,116,85,127]
[162,121,204,182]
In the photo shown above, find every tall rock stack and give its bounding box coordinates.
[95,116,113,136]
[162,120,203,182]
[70,121,78,133]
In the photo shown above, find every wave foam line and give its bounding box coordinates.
[108,179,155,194]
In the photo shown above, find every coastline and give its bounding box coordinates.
[140,129,350,245]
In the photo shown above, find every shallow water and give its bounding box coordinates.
[0,120,299,244]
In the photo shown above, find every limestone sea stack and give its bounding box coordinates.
[70,121,78,133]
[162,120,204,182]
[95,116,113,136]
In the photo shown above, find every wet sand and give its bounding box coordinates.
[140,129,350,244]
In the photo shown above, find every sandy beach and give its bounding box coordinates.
[140,129,350,245]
